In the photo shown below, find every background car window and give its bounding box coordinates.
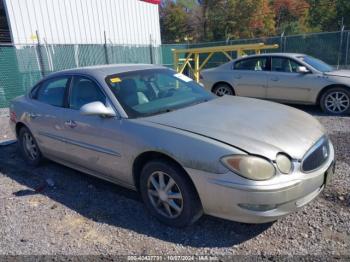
[69,77,106,110]
[271,57,301,73]
[298,55,334,72]
[36,77,69,107]
[234,57,268,71]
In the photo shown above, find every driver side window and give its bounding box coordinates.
[271,57,302,73]
[69,76,106,110]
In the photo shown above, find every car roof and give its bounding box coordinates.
[236,53,306,60]
[44,64,167,80]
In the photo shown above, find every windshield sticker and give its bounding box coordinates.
[110,77,122,83]
[174,73,193,82]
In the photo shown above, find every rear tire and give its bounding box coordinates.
[139,160,202,227]
[320,87,350,115]
[212,83,234,96]
[18,126,43,166]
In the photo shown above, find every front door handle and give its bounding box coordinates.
[234,75,242,79]
[270,77,279,81]
[64,120,77,128]
[29,113,39,119]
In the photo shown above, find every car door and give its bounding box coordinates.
[59,75,126,182]
[232,56,269,98]
[267,57,318,103]
[28,76,71,159]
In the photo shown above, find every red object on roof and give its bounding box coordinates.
[140,0,160,4]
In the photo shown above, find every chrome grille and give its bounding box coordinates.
[302,137,330,173]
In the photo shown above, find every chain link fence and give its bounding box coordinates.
[1,30,350,108]
[0,43,161,107]
[162,31,350,70]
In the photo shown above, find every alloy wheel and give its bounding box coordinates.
[147,171,183,219]
[325,91,350,114]
[215,86,233,96]
[22,132,39,160]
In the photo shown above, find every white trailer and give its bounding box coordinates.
[2,0,161,45]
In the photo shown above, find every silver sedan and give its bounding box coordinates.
[201,53,350,115]
[10,64,335,227]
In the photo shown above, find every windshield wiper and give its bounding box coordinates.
[143,108,174,117]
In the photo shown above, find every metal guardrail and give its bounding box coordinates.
[172,43,279,82]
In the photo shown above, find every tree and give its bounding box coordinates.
[160,1,190,43]
[159,0,350,43]
[272,0,310,34]
[177,0,198,10]
[336,0,350,30]
[213,0,276,40]
[307,0,350,32]
[249,0,276,37]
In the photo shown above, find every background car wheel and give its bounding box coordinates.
[320,87,350,115]
[213,84,234,96]
[18,126,43,166]
[139,160,202,227]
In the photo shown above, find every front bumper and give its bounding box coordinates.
[186,142,335,224]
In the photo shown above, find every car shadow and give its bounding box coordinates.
[286,104,350,117]
[289,104,325,116]
[0,143,272,248]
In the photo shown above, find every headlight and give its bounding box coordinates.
[276,153,292,174]
[221,155,275,181]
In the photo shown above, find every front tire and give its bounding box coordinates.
[139,160,202,227]
[18,126,43,166]
[320,87,350,115]
[212,83,234,96]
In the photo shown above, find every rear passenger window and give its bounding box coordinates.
[234,57,268,71]
[36,78,69,107]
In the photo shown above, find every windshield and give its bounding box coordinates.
[298,56,334,72]
[106,69,214,118]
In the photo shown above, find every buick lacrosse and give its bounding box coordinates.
[10,64,335,227]
[201,53,350,115]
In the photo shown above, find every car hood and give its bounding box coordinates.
[324,70,350,78]
[143,96,325,160]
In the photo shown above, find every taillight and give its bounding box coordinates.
[10,111,16,123]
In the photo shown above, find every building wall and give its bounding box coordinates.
[4,0,161,45]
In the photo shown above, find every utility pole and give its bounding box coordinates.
[149,34,154,64]
[35,30,45,78]
[346,31,350,68]
[337,17,345,69]
[104,31,109,65]
[280,32,285,52]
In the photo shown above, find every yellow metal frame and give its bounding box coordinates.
[172,43,279,82]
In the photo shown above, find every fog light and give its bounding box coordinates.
[239,203,277,212]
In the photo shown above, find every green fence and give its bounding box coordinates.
[1,30,349,108]
[161,31,350,69]
[0,43,161,107]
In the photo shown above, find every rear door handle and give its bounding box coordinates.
[64,120,77,128]
[270,77,279,81]
[234,75,242,79]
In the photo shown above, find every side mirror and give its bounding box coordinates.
[297,66,310,74]
[80,101,116,118]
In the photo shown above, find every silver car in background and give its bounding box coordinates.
[201,53,350,115]
[10,64,335,227]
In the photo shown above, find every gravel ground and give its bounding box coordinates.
[0,105,349,258]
